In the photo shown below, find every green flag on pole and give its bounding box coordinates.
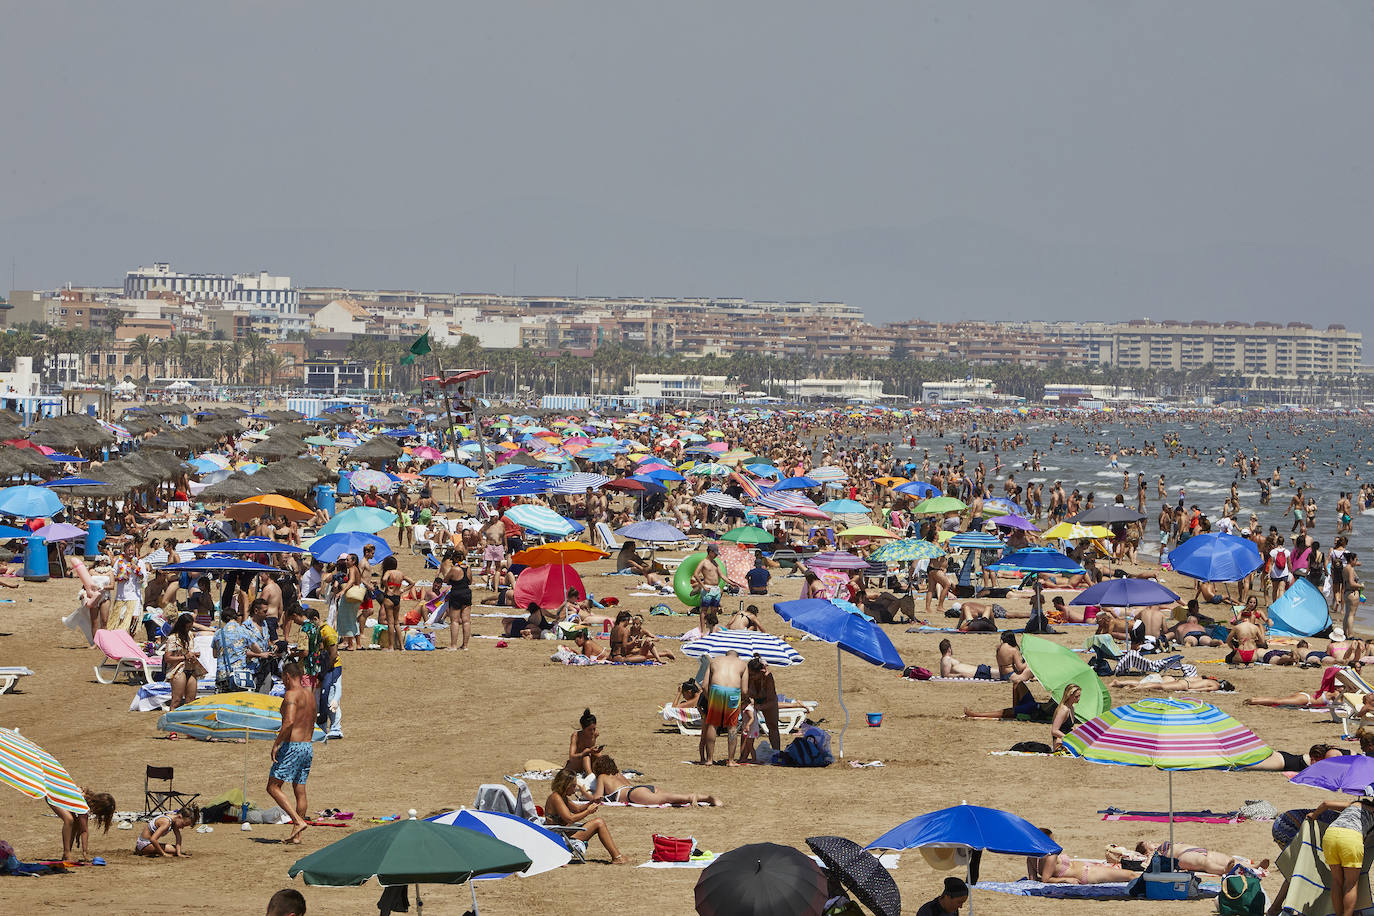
[400,331,432,365]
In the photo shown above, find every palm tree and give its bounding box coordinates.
[260,350,286,388]
[243,332,267,384]
[172,334,193,377]
[228,340,247,384]
[208,342,228,384]
[129,334,155,382]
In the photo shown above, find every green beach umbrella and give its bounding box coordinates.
[719,525,774,545]
[869,538,944,563]
[303,435,335,447]
[1019,634,1111,722]
[913,496,967,515]
[288,814,532,913]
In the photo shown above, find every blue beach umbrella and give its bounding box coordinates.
[1069,578,1181,607]
[639,467,685,483]
[426,809,571,878]
[775,598,905,758]
[42,477,103,488]
[311,532,393,564]
[185,538,307,555]
[1167,532,1263,583]
[421,462,478,479]
[0,485,64,518]
[770,476,821,491]
[894,481,938,499]
[164,557,278,573]
[316,507,398,536]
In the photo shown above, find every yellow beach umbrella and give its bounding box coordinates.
[1042,522,1113,541]
[837,525,899,539]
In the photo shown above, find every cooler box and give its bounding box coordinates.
[1142,871,1196,900]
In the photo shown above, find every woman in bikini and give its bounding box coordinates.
[626,615,673,662]
[1246,664,1350,708]
[544,769,626,864]
[1125,841,1268,877]
[1108,674,1234,692]
[1032,836,1140,885]
[567,708,602,776]
[378,556,410,651]
[134,804,198,858]
[163,613,204,710]
[441,550,472,651]
[1049,683,1080,752]
[592,756,721,807]
[51,788,115,862]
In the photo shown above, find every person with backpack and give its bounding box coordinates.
[1269,535,1293,600]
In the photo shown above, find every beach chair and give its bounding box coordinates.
[594,522,621,551]
[144,765,199,816]
[92,629,162,685]
[1329,667,1374,736]
[0,666,34,694]
[660,703,811,737]
[481,778,587,863]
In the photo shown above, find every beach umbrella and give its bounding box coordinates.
[640,467,686,483]
[869,538,944,563]
[288,814,532,915]
[806,466,847,483]
[818,499,869,515]
[1266,577,1332,637]
[694,491,747,512]
[41,476,102,488]
[513,564,585,609]
[946,532,1003,551]
[511,541,607,566]
[193,452,232,470]
[225,494,314,522]
[804,835,900,916]
[185,537,308,555]
[426,808,571,878]
[774,598,904,757]
[158,694,325,743]
[744,463,780,478]
[982,497,1024,517]
[718,526,773,545]
[310,532,393,564]
[867,802,1060,913]
[549,473,612,494]
[1167,532,1263,583]
[1291,755,1374,794]
[349,469,396,493]
[504,505,579,537]
[769,476,821,491]
[420,462,478,479]
[694,843,828,916]
[616,520,688,543]
[998,548,1085,630]
[894,481,939,498]
[680,631,803,667]
[1069,578,1180,607]
[1019,634,1111,722]
[806,551,870,570]
[913,496,967,515]
[992,514,1039,532]
[0,485,63,518]
[1042,522,1112,541]
[34,522,85,542]
[0,727,89,814]
[317,507,399,536]
[836,525,897,540]
[164,557,279,573]
[1064,698,1272,860]
[1069,505,1146,525]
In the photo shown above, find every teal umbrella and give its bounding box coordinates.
[288,814,532,914]
[869,538,944,563]
[316,506,398,536]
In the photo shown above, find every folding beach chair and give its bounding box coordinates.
[144,765,199,816]
[0,666,34,694]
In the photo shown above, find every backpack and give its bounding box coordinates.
[1332,553,1346,587]
[1273,550,1287,572]
[903,666,932,680]
[778,726,833,768]
[1308,552,1326,587]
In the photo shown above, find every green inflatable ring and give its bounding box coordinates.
[673,552,730,607]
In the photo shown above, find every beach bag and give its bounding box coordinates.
[779,726,833,768]
[1217,873,1264,914]
[344,584,366,602]
[404,632,434,651]
[651,834,695,862]
[903,666,932,680]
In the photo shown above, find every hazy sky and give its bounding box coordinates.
[4,2,1372,337]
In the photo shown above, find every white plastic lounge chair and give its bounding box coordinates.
[595,522,621,551]
[1329,667,1374,737]
[659,703,810,737]
[92,629,162,685]
[0,666,34,694]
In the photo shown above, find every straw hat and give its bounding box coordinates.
[920,846,972,870]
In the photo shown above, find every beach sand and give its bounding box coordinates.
[0,535,1333,914]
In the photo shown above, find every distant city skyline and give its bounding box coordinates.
[3,2,1371,337]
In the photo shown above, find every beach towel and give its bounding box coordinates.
[637,855,717,869]
[974,878,1220,899]
[1272,817,1374,914]
[1099,807,1242,824]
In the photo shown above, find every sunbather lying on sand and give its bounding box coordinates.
[1029,829,1139,885]
[1245,665,1348,708]
[1108,674,1233,692]
[963,680,1043,720]
[1247,743,1349,772]
[592,756,721,807]
[1127,840,1269,877]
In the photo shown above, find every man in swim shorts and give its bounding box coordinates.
[267,662,318,844]
[699,649,748,767]
[694,544,723,609]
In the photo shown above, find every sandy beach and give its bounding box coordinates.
[0,527,1333,915]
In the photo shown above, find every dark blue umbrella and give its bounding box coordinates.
[311,532,392,564]
[476,479,551,498]
[894,481,938,498]
[42,477,103,488]
[867,802,1061,856]
[770,476,821,491]
[639,467,685,483]
[775,598,904,758]
[627,475,667,494]
[999,549,1084,632]
[164,557,278,573]
[1167,532,1262,583]
[185,538,307,555]
[1069,578,1180,607]
[43,453,88,464]
[383,427,420,438]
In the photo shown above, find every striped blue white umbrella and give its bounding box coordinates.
[681,630,803,667]
[504,504,580,536]
[549,472,612,494]
[807,465,848,482]
[947,532,1004,550]
[694,490,747,511]
[426,808,571,878]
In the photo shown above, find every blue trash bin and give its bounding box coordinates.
[85,519,106,559]
[314,484,336,518]
[24,535,48,582]
[336,473,352,497]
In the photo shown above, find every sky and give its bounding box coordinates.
[3,1,1372,337]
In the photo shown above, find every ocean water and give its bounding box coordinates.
[886,416,1374,627]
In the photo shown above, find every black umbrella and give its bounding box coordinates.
[695,843,828,916]
[805,836,900,916]
[1067,505,1146,525]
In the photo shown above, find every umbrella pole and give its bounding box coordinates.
[470,879,479,914]
[416,883,423,915]
[242,727,251,826]
[836,645,848,759]
[1166,770,1174,873]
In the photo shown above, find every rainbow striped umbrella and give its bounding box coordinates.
[0,728,89,814]
[1064,698,1270,858]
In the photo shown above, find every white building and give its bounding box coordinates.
[626,374,734,402]
[125,263,299,316]
[921,378,1002,403]
[312,300,374,336]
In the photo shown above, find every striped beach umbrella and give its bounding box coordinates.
[694,491,747,512]
[157,694,326,743]
[807,551,870,570]
[0,728,89,814]
[681,631,804,667]
[869,538,944,563]
[946,531,1003,550]
[549,472,612,494]
[504,505,580,537]
[806,466,848,483]
[1063,697,1271,854]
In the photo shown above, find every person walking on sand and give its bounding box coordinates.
[699,650,748,766]
[267,662,317,845]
